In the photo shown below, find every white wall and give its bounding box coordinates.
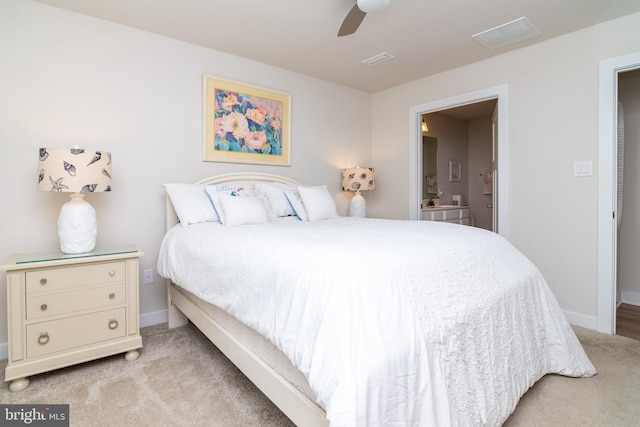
[369,12,640,327]
[618,70,640,305]
[0,0,372,350]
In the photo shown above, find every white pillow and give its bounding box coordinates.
[218,193,269,226]
[255,182,296,217]
[297,185,338,222]
[284,189,309,221]
[164,183,218,227]
[204,182,254,224]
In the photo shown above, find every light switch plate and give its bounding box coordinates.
[573,161,593,177]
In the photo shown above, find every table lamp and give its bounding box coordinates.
[37,147,112,254]
[342,166,375,218]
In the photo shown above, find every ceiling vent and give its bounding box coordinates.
[362,52,395,66]
[472,16,541,49]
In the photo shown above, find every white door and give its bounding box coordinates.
[491,103,499,232]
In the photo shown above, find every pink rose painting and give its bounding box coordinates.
[214,89,283,155]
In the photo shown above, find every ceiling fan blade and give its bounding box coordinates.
[337,4,366,37]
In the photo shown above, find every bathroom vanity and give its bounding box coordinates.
[421,206,471,225]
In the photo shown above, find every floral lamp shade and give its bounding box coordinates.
[37,147,112,254]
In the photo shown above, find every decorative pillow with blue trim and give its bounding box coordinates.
[255,182,297,217]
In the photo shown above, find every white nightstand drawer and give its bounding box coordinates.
[26,284,125,320]
[26,261,125,294]
[26,308,126,358]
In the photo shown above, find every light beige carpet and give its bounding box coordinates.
[1,324,639,426]
[1,324,294,427]
[505,326,640,426]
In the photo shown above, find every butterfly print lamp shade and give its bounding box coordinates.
[341,166,375,218]
[37,148,112,254]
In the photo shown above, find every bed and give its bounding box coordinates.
[157,172,596,427]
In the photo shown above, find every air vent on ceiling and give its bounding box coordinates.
[472,16,541,50]
[362,52,395,66]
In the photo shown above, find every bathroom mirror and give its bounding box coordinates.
[423,136,438,197]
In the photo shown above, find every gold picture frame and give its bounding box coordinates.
[203,75,291,166]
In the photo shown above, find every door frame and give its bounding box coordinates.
[408,84,510,239]
[597,52,640,334]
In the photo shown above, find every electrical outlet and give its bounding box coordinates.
[143,269,154,285]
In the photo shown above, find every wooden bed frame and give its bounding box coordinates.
[164,172,328,427]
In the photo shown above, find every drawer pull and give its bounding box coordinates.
[108,319,119,330]
[40,304,48,311]
[109,293,115,300]
[108,270,116,277]
[38,332,50,345]
[40,278,47,285]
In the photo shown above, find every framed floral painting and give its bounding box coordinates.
[449,160,461,182]
[203,75,291,165]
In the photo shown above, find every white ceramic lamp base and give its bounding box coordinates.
[57,193,97,254]
[349,192,367,218]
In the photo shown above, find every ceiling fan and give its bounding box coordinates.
[337,0,391,37]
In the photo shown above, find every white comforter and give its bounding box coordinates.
[157,217,596,426]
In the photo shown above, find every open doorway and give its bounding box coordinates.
[615,68,640,339]
[421,99,497,231]
[408,84,509,239]
[597,52,640,335]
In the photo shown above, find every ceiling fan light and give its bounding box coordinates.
[357,0,390,13]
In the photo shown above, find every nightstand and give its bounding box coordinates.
[1,245,143,392]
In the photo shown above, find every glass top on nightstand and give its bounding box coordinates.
[16,244,138,264]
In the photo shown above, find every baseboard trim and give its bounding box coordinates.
[621,291,640,306]
[140,309,168,328]
[563,310,597,330]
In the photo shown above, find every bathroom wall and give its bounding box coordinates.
[422,112,469,204]
[423,112,493,230]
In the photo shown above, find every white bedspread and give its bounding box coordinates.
[157,217,596,426]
